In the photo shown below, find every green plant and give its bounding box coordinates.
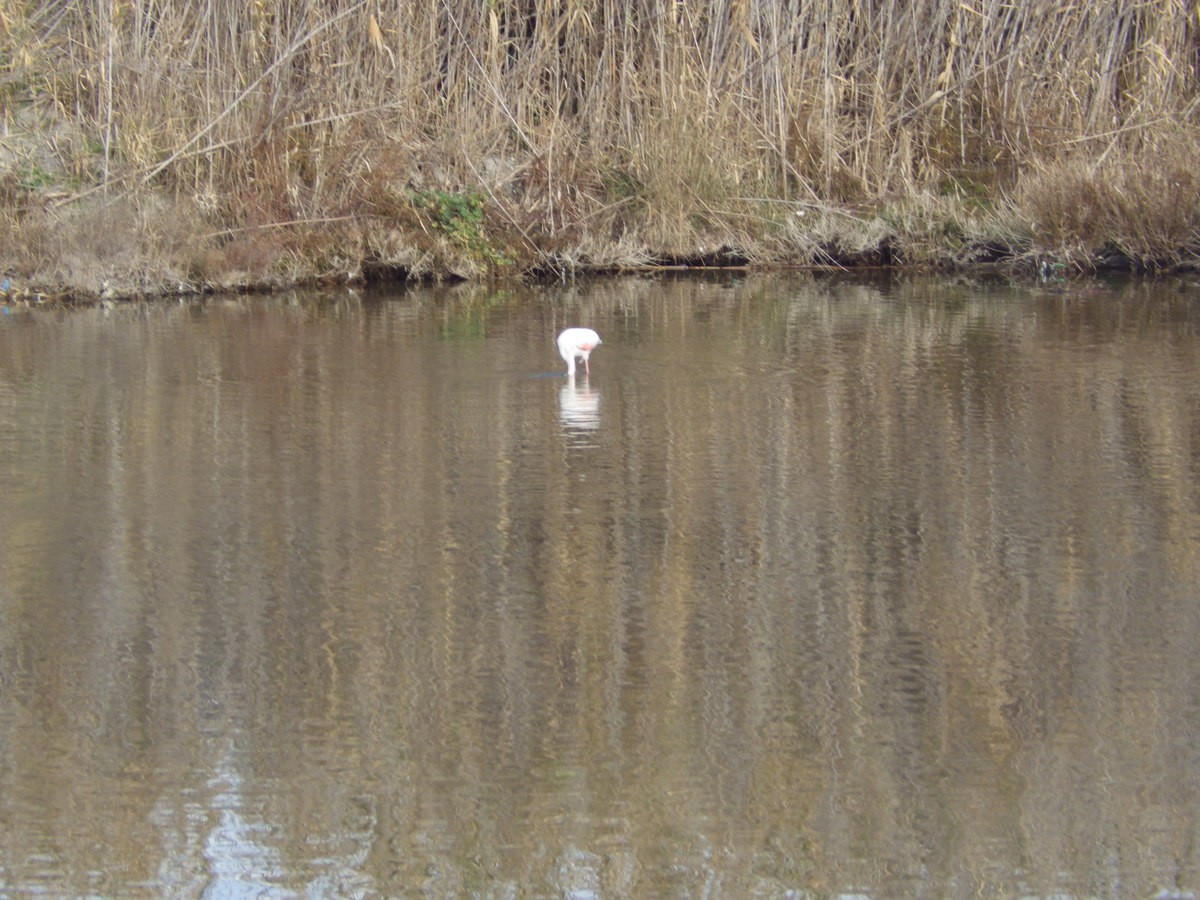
[411,190,511,267]
[601,168,645,203]
[17,164,55,191]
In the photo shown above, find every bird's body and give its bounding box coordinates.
[557,328,602,377]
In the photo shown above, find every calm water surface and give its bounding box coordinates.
[1,275,1198,898]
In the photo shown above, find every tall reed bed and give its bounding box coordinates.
[2,0,1199,293]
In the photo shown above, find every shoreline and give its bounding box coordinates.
[3,189,1196,308]
[1,243,1192,309]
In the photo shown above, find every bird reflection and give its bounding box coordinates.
[558,377,601,435]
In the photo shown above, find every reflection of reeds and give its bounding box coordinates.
[2,0,1199,295]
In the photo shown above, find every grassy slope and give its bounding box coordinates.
[2,0,1199,301]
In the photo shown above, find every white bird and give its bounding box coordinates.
[556,327,602,377]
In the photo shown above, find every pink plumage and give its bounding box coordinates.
[556,328,602,377]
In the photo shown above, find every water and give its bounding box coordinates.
[1,275,1198,898]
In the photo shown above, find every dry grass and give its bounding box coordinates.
[1016,129,1200,269]
[1,0,1199,297]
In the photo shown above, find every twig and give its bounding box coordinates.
[201,215,360,241]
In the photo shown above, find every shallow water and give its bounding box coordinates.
[1,274,1198,897]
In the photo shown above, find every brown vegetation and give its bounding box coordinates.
[2,0,1200,299]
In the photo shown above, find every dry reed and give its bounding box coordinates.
[2,0,1199,297]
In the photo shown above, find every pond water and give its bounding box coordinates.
[1,274,1199,898]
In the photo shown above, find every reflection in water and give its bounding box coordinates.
[0,277,1199,897]
[202,745,287,899]
[558,376,602,436]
